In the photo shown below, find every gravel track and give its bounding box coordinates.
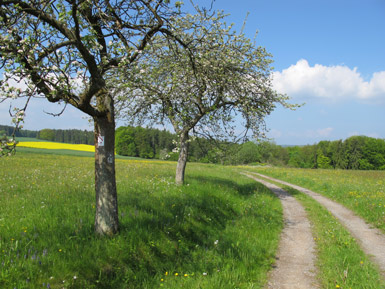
[243,173,320,289]
[251,172,385,280]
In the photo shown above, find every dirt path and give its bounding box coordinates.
[251,172,385,279]
[243,173,320,289]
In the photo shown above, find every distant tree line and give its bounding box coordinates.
[0,125,38,138]
[37,129,94,145]
[3,124,384,170]
[227,136,385,170]
[115,126,214,161]
[0,125,94,145]
[116,127,385,170]
[284,136,385,170]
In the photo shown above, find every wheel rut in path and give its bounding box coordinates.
[251,172,385,278]
[243,173,320,289]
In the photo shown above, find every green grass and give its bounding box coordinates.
[0,152,283,288]
[15,146,96,157]
[15,137,46,142]
[245,167,385,233]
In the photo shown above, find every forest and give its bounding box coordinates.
[114,126,385,170]
[0,125,94,145]
[2,124,385,170]
[0,124,38,139]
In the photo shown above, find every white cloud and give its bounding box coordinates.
[268,129,282,139]
[272,59,385,102]
[316,127,334,138]
[286,127,334,139]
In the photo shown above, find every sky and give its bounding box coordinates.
[1,0,385,145]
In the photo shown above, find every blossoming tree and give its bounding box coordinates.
[0,0,182,235]
[117,10,297,185]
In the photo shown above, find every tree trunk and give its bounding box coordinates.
[94,113,119,236]
[175,131,189,185]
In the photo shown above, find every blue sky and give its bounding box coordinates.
[206,0,385,145]
[1,0,385,145]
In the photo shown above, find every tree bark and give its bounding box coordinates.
[94,112,119,236]
[175,131,189,185]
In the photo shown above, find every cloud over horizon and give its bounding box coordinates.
[272,59,385,102]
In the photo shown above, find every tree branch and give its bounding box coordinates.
[37,40,77,62]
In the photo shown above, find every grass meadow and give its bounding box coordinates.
[0,150,283,289]
[2,141,385,289]
[246,166,385,233]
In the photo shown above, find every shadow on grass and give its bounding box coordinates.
[243,171,302,197]
[187,174,270,197]
[283,186,301,196]
[119,187,236,247]
[8,172,281,289]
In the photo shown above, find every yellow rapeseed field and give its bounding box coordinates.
[17,141,95,152]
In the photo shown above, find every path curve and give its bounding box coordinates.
[243,173,320,289]
[251,172,385,278]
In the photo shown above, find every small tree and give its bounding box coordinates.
[118,9,296,184]
[237,141,261,165]
[0,0,182,235]
[39,128,55,141]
